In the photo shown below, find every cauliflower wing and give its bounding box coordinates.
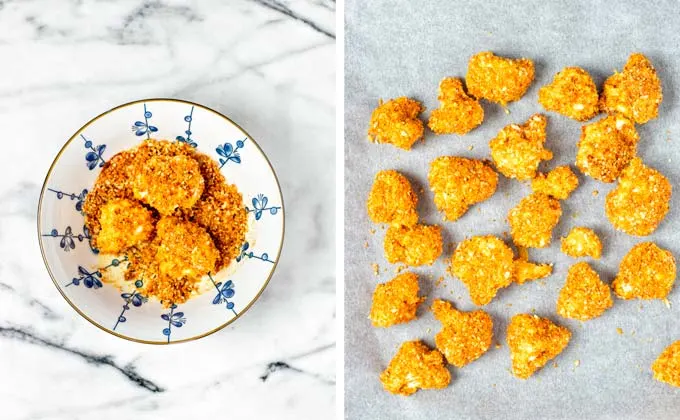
[428,77,484,135]
[368,97,424,150]
[490,114,552,180]
[466,51,535,105]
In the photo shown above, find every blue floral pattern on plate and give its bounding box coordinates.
[43,225,97,253]
[161,304,186,343]
[216,138,247,168]
[246,194,281,220]
[176,105,198,147]
[48,188,88,213]
[81,134,106,170]
[235,241,275,263]
[208,273,237,316]
[133,103,158,139]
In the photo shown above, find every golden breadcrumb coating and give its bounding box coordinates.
[556,262,613,321]
[514,259,553,284]
[451,236,515,305]
[384,224,443,266]
[507,314,572,379]
[561,227,602,259]
[508,193,562,248]
[531,166,579,200]
[367,170,419,227]
[600,53,663,124]
[427,156,498,221]
[466,51,535,105]
[369,272,424,327]
[95,198,155,254]
[428,78,484,135]
[489,114,552,180]
[380,340,451,396]
[652,341,680,388]
[132,154,204,215]
[605,158,672,236]
[576,114,639,183]
[612,242,676,300]
[432,299,493,367]
[155,216,218,280]
[368,97,424,150]
[538,67,599,121]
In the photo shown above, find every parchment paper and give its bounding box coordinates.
[344,1,680,418]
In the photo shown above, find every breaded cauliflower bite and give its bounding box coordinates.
[95,198,155,254]
[507,314,572,379]
[538,67,599,121]
[367,170,419,227]
[451,236,515,305]
[576,114,639,183]
[514,259,553,284]
[427,156,498,221]
[384,224,443,266]
[600,53,663,124]
[155,216,219,280]
[369,272,424,327]
[489,114,552,180]
[508,193,562,248]
[132,154,204,215]
[605,158,672,236]
[652,341,680,388]
[561,227,602,259]
[557,262,613,321]
[368,97,424,150]
[531,166,579,200]
[432,299,493,367]
[466,52,535,105]
[612,242,676,300]
[428,78,484,135]
[380,341,451,396]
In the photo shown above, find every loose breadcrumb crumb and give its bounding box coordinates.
[538,67,600,121]
[372,263,379,276]
[368,97,424,150]
[466,52,535,105]
[617,327,624,335]
[605,158,672,236]
[557,262,613,321]
[576,114,639,183]
[561,227,602,259]
[369,272,424,327]
[451,236,515,305]
[490,114,552,180]
[652,341,680,388]
[380,341,451,396]
[507,314,572,379]
[600,53,663,124]
[428,156,498,221]
[531,166,579,200]
[508,193,562,248]
[514,260,553,284]
[432,299,494,367]
[384,224,443,266]
[428,78,484,135]
[367,170,419,227]
[612,242,676,300]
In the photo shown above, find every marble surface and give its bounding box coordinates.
[345,0,680,419]
[0,0,335,419]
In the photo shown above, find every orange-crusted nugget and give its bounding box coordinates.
[557,262,613,321]
[428,78,484,135]
[367,170,418,227]
[531,166,579,200]
[369,272,424,328]
[612,242,676,300]
[605,158,671,236]
[507,314,572,379]
[652,341,680,388]
[368,97,424,150]
[432,299,493,367]
[576,114,639,183]
[466,51,535,105]
[601,53,663,124]
[427,156,498,221]
[155,216,219,280]
[508,193,562,248]
[380,340,451,396]
[451,235,515,305]
[561,227,602,259]
[539,67,599,121]
[490,114,552,180]
[95,198,155,254]
[384,224,443,266]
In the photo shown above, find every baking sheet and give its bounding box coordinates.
[344,1,680,418]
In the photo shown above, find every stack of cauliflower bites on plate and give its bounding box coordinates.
[365,50,678,394]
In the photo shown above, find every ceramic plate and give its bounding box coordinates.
[38,98,284,344]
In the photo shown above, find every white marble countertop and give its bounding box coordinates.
[0,1,335,419]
